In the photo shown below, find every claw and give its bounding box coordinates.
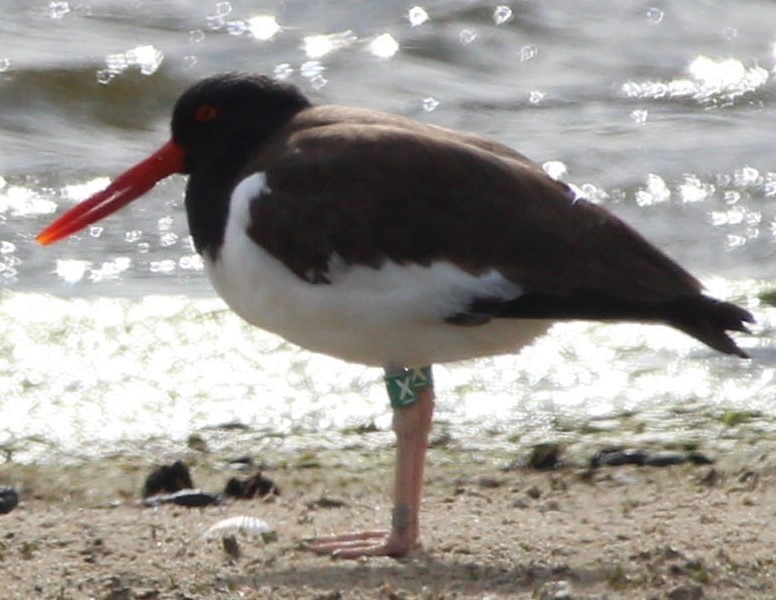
[303,530,415,558]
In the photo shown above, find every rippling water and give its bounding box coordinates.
[2,1,776,463]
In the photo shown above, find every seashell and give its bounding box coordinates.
[204,515,276,542]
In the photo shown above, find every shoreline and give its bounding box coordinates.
[2,445,775,599]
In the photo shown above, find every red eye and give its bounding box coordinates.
[194,104,219,122]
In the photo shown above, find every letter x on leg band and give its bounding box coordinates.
[384,366,433,409]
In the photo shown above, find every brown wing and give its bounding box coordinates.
[249,108,696,296]
[246,107,752,356]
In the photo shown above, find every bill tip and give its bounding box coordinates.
[35,229,58,246]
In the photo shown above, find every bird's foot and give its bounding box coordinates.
[303,530,416,559]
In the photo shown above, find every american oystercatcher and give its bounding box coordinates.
[37,73,753,558]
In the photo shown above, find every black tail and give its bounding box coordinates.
[455,292,754,358]
[667,295,753,358]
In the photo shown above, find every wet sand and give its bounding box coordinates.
[2,446,775,599]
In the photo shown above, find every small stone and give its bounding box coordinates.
[666,583,704,600]
[104,588,132,600]
[687,451,714,465]
[576,468,595,482]
[538,579,574,599]
[143,489,221,508]
[590,447,648,468]
[735,470,759,491]
[662,545,689,561]
[0,486,19,515]
[644,451,687,467]
[142,461,194,498]
[306,495,348,509]
[549,475,568,492]
[313,591,343,600]
[186,433,208,452]
[512,497,530,509]
[227,455,254,468]
[527,443,563,470]
[698,467,721,487]
[222,534,240,561]
[224,471,280,498]
[525,485,542,500]
[475,475,502,489]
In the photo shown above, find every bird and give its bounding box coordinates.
[37,72,753,559]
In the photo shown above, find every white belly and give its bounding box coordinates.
[205,174,552,368]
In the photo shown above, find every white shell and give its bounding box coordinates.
[203,515,274,540]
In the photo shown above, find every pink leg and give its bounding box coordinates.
[305,385,435,558]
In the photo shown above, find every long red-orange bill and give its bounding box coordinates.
[36,140,185,246]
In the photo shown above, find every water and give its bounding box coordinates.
[2,0,776,463]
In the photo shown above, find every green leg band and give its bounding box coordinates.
[384,366,433,409]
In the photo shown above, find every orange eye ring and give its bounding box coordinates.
[194,104,219,122]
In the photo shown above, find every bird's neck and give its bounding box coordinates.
[182,132,276,260]
[184,167,238,262]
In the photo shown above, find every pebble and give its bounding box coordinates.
[525,485,542,500]
[475,475,502,489]
[306,495,348,509]
[527,443,564,470]
[142,460,194,498]
[590,447,648,468]
[227,455,254,469]
[698,467,721,487]
[643,451,687,467]
[687,451,714,465]
[224,470,280,498]
[512,497,530,509]
[736,470,759,491]
[222,534,241,561]
[666,583,704,600]
[143,489,222,508]
[0,486,19,514]
[538,580,574,599]
[186,432,208,452]
[590,447,713,469]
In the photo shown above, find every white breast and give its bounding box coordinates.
[205,173,552,368]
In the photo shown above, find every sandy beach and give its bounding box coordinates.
[2,445,775,599]
[4,2,776,598]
